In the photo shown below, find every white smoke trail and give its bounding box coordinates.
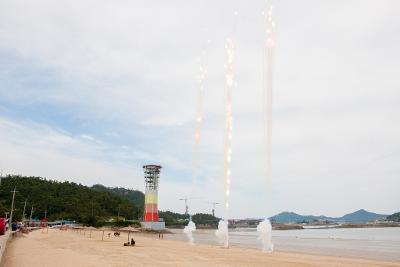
[257,218,274,252]
[192,39,210,193]
[215,220,229,248]
[188,39,211,246]
[257,1,275,254]
[262,0,275,183]
[183,220,196,245]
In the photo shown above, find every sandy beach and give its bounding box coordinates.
[2,229,399,267]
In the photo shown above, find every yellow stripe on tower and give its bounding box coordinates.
[145,191,157,204]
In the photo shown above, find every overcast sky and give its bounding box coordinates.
[0,0,399,218]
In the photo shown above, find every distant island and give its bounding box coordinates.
[0,175,398,229]
[269,209,388,224]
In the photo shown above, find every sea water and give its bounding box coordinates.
[166,227,400,261]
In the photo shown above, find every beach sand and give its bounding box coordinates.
[2,228,399,267]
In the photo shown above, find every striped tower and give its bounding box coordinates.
[143,165,161,222]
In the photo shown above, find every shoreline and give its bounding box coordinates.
[2,228,400,267]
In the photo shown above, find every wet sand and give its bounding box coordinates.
[2,228,400,267]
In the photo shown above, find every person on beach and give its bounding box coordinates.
[124,239,135,246]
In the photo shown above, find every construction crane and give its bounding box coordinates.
[179,197,189,215]
[179,196,203,215]
[204,201,219,217]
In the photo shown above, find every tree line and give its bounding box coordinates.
[0,175,140,226]
[0,175,220,227]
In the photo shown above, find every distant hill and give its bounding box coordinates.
[387,212,400,222]
[91,184,144,214]
[269,212,333,223]
[270,209,388,223]
[340,209,387,223]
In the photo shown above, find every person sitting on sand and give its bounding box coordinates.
[123,239,135,247]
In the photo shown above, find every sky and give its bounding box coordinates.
[0,0,399,219]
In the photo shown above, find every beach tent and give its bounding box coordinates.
[120,226,139,243]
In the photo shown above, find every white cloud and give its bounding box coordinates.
[0,117,143,188]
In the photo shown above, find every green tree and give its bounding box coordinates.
[0,175,139,225]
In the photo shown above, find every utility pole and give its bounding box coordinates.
[22,200,27,222]
[9,187,18,227]
[179,196,203,215]
[29,205,34,226]
[117,205,120,222]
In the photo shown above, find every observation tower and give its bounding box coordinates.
[141,164,165,230]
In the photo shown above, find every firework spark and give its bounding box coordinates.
[221,38,235,248]
[216,39,236,249]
